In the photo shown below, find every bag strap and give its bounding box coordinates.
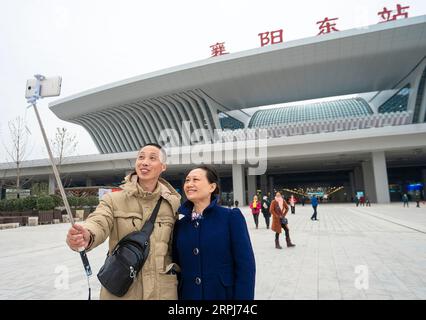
[138,196,163,236]
[115,197,163,247]
[147,196,163,225]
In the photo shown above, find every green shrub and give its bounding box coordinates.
[14,198,25,211]
[50,194,63,207]
[0,199,6,211]
[3,199,17,212]
[67,196,79,208]
[0,198,26,212]
[36,196,55,211]
[23,196,37,211]
[78,197,88,207]
[87,196,100,207]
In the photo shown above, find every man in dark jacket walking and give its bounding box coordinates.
[310,195,319,221]
[415,192,421,208]
[402,193,409,207]
[261,195,271,229]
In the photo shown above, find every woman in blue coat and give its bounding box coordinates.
[173,165,256,300]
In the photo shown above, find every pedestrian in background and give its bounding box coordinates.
[310,195,319,221]
[360,195,365,206]
[289,194,296,214]
[261,195,271,229]
[249,195,261,229]
[402,193,409,207]
[270,192,295,249]
[415,192,421,208]
[365,195,371,207]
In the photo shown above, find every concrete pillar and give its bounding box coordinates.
[349,171,355,198]
[362,160,376,202]
[268,176,274,195]
[422,169,426,188]
[353,166,364,192]
[232,164,246,206]
[48,174,56,195]
[342,182,350,202]
[86,177,93,187]
[247,174,257,202]
[362,152,390,204]
[371,151,390,204]
[260,175,268,196]
[422,169,426,199]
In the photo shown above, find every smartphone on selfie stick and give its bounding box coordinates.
[25,75,93,299]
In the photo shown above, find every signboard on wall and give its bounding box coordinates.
[307,192,324,197]
[356,191,364,199]
[5,189,31,199]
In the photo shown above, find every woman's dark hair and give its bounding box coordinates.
[185,165,220,200]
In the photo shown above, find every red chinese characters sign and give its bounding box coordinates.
[210,3,411,53]
[316,17,339,35]
[378,4,409,23]
[258,29,283,47]
[210,42,229,57]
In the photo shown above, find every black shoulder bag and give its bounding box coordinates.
[97,197,163,297]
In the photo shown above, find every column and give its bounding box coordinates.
[349,171,355,198]
[362,160,376,202]
[422,169,426,189]
[422,169,426,199]
[86,177,93,187]
[371,151,390,204]
[268,176,274,195]
[260,174,268,196]
[0,180,4,200]
[353,166,364,193]
[48,174,56,195]
[247,174,257,202]
[232,164,246,206]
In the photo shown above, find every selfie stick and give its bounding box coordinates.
[26,74,93,298]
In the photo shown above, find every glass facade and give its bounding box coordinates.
[248,98,373,128]
[218,112,244,130]
[378,85,411,114]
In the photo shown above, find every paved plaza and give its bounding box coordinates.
[0,202,425,300]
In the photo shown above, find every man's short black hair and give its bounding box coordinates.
[142,143,163,150]
[140,143,167,163]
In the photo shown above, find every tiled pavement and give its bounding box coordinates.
[0,202,425,300]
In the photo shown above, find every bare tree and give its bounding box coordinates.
[50,127,78,188]
[51,127,78,166]
[3,117,31,196]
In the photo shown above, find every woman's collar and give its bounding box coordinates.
[179,196,219,217]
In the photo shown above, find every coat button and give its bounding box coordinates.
[193,248,199,255]
[195,277,201,285]
[194,221,199,228]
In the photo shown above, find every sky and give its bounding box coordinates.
[1,0,425,161]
